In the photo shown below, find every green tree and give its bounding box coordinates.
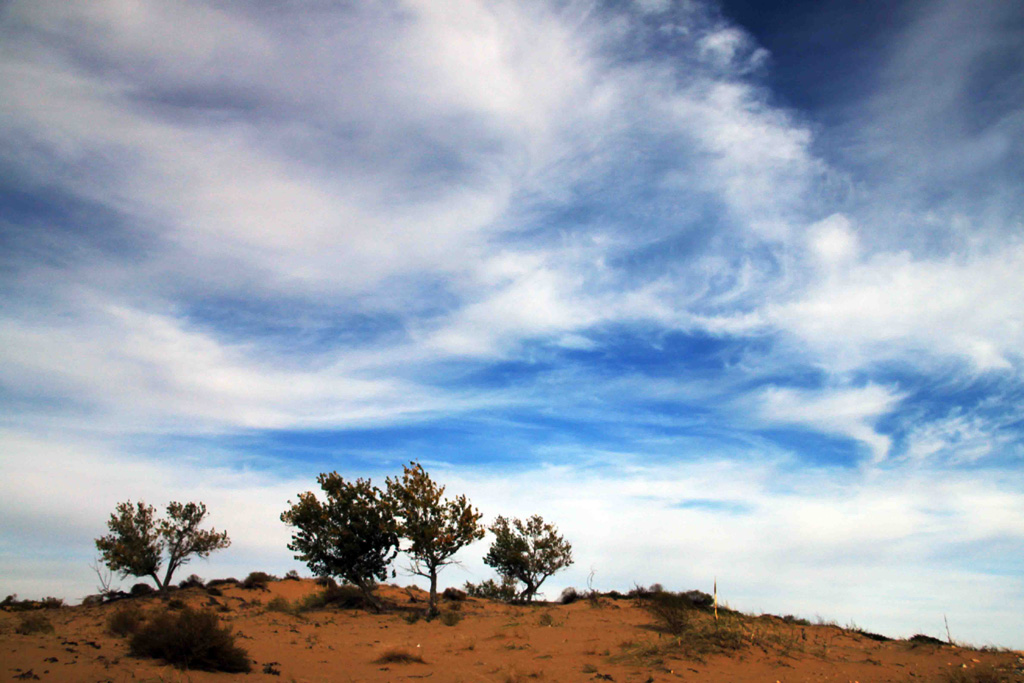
[280,472,397,611]
[386,462,484,617]
[483,515,573,603]
[95,501,231,591]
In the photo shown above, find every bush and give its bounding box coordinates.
[108,604,146,636]
[206,578,238,588]
[178,574,205,589]
[680,589,714,609]
[129,607,251,672]
[315,576,338,589]
[206,586,223,597]
[539,612,554,626]
[464,578,518,602]
[242,571,277,590]
[131,583,155,597]
[300,584,368,611]
[559,587,579,605]
[15,612,54,635]
[439,610,461,626]
[266,596,293,614]
[284,569,301,581]
[442,587,467,602]
[375,648,425,664]
[644,591,694,635]
[1,595,64,612]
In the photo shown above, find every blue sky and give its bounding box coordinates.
[1,0,1023,647]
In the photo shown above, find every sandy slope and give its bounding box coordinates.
[2,579,1021,682]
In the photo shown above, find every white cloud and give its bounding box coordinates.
[749,384,903,462]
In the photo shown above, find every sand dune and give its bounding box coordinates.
[3,579,1021,682]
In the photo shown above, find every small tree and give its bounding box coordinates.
[280,472,398,611]
[484,515,573,603]
[95,501,230,591]
[386,462,484,617]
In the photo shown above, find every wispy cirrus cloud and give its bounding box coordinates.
[2,0,1023,648]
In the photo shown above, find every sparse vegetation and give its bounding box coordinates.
[281,473,399,612]
[442,587,468,602]
[440,609,462,626]
[95,500,230,591]
[242,571,277,590]
[299,583,369,611]
[129,606,251,672]
[483,515,573,603]
[464,576,518,602]
[1,595,64,612]
[178,574,205,589]
[15,612,54,635]
[266,596,295,614]
[375,648,426,664]
[108,603,146,636]
[559,587,579,604]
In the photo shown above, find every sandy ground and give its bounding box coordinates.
[2,579,1021,682]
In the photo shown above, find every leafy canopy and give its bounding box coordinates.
[95,501,230,590]
[280,472,398,610]
[386,462,484,614]
[484,514,573,603]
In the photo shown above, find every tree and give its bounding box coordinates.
[280,472,398,611]
[95,501,230,591]
[385,462,484,617]
[483,515,573,603]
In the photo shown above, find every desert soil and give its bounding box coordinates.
[2,579,1021,682]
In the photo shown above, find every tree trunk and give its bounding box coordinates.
[149,572,165,591]
[428,569,439,618]
[357,581,382,612]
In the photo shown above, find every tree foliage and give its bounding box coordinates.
[95,501,230,591]
[280,472,398,611]
[386,462,484,616]
[483,515,573,603]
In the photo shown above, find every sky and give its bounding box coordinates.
[1,0,1023,648]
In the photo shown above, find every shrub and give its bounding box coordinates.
[300,584,368,611]
[266,596,293,614]
[644,591,694,635]
[131,583,155,597]
[442,587,467,602]
[538,612,554,626]
[15,612,54,635]
[284,569,301,581]
[315,576,338,589]
[680,590,713,609]
[464,577,518,602]
[909,634,946,646]
[108,604,146,636]
[206,586,223,597]
[242,571,277,590]
[178,574,205,589]
[439,610,462,626]
[559,587,579,605]
[129,606,251,672]
[375,648,425,664]
[206,578,238,588]
[166,598,186,610]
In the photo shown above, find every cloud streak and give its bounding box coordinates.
[1,0,1023,648]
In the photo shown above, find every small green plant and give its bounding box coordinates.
[403,610,421,624]
[538,612,554,626]
[107,604,146,636]
[15,612,54,635]
[129,606,251,672]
